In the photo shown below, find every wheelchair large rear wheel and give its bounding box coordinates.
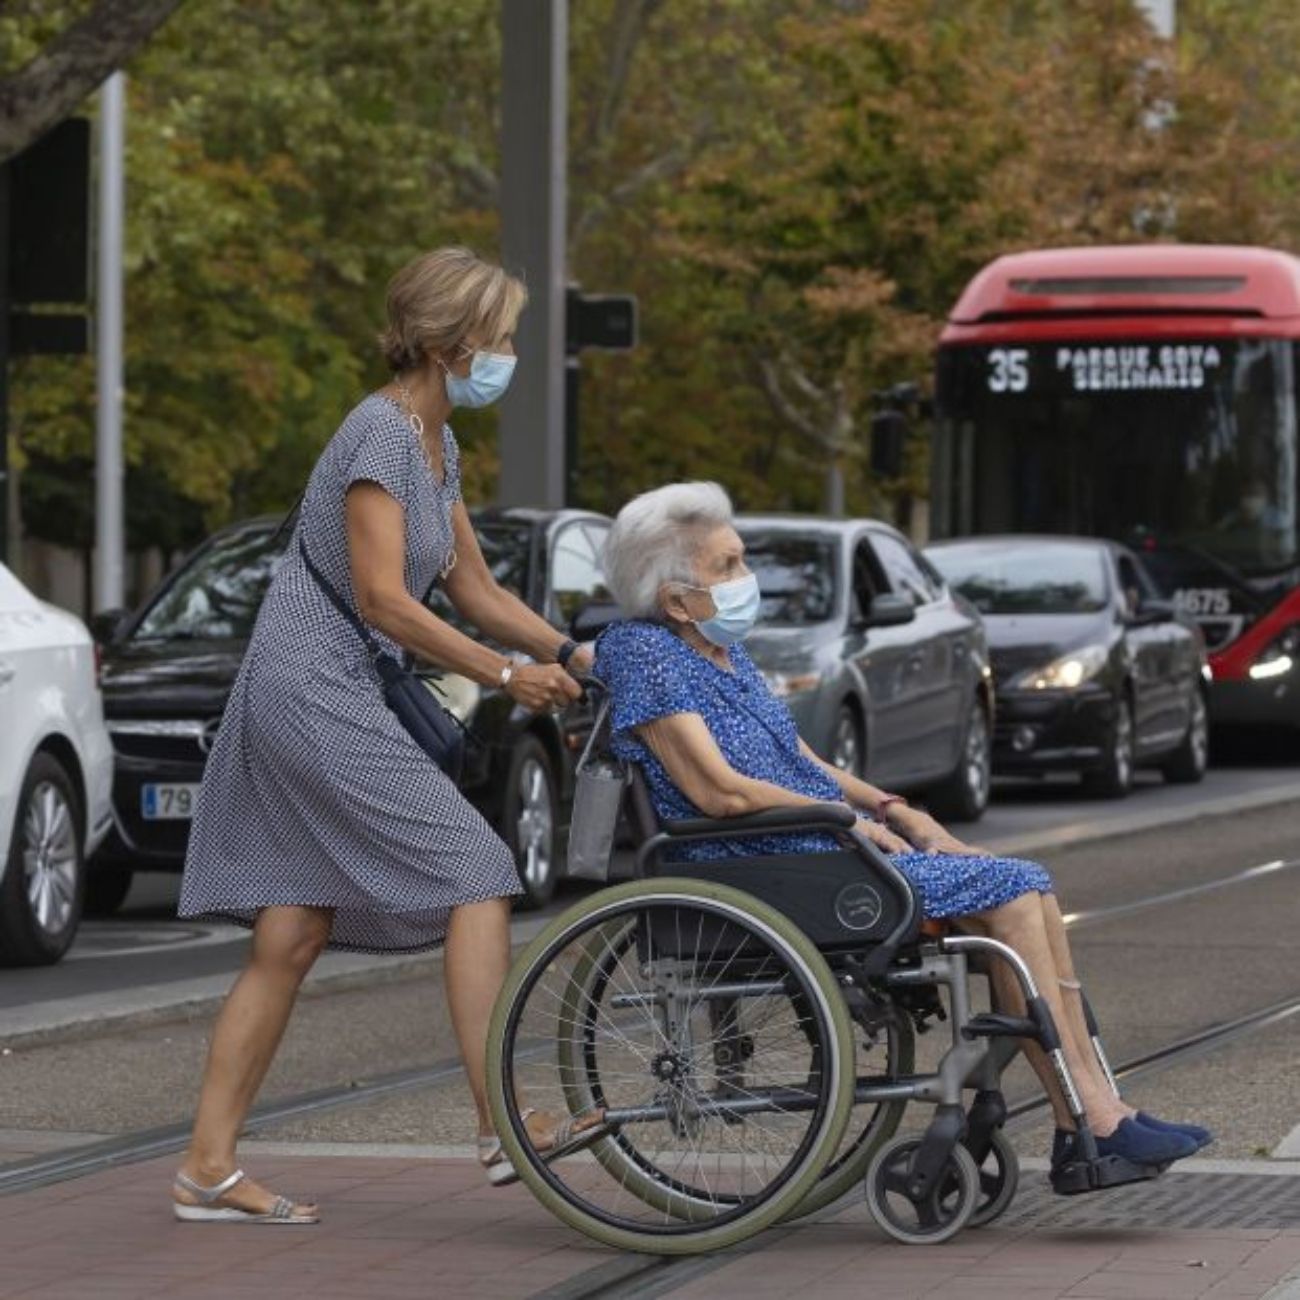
[487,879,856,1255]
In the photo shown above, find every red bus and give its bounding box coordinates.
[931,244,1300,732]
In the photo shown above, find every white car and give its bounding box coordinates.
[0,564,114,964]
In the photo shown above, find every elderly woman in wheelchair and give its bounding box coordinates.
[484,483,1208,1252]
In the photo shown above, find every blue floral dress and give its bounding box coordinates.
[595,620,1052,920]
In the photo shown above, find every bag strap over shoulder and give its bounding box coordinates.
[298,534,382,658]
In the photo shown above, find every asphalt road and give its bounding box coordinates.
[2,748,1298,1023]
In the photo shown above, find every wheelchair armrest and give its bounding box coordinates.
[659,803,858,839]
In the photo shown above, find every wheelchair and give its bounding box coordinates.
[486,774,1149,1254]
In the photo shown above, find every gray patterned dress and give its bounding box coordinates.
[178,393,521,952]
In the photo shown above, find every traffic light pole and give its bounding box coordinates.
[498,0,568,510]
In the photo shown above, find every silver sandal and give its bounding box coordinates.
[172,1169,319,1225]
[478,1108,609,1188]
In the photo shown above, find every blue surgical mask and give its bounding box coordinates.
[694,573,762,646]
[444,351,517,409]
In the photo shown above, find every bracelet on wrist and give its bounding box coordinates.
[498,661,515,690]
[874,794,908,825]
[556,638,579,670]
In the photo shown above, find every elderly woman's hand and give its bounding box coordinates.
[506,664,584,713]
[854,818,914,856]
[892,807,989,857]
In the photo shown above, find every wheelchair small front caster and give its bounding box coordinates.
[964,1129,1019,1227]
[864,1133,979,1244]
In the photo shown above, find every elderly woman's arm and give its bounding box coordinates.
[797,739,980,855]
[638,714,912,853]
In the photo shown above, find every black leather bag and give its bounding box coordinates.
[299,536,466,782]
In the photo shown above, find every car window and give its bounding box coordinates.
[551,522,610,624]
[133,526,283,642]
[737,530,839,625]
[871,532,940,607]
[851,539,887,620]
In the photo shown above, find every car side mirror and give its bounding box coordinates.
[1132,597,1175,626]
[865,593,915,628]
[90,608,131,644]
[571,600,622,642]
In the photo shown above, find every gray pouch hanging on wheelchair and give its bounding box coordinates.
[567,694,628,883]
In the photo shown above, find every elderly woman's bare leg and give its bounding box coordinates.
[975,894,1129,1134]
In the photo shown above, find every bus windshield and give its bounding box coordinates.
[934,339,1300,580]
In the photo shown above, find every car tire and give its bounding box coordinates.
[1161,687,1209,785]
[830,703,865,779]
[1082,694,1135,799]
[0,752,85,967]
[504,735,559,910]
[924,696,992,823]
[84,867,135,917]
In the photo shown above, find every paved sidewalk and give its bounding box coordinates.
[1,1150,1298,1300]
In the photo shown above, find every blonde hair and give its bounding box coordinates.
[379,246,527,373]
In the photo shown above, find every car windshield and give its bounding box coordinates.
[929,542,1109,615]
[739,530,839,624]
[133,525,284,642]
[427,522,533,634]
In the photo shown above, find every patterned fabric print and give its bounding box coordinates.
[595,619,1052,919]
[179,393,520,953]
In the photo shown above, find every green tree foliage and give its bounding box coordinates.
[5,0,1299,554]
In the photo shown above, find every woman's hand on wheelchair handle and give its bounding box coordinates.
[506,664,584,713]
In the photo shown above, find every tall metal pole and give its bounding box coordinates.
[498,0,567,508]
[95,72,126,611]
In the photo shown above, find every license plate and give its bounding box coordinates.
[141,783,202,820]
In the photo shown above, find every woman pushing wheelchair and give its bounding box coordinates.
[591,481,1210,1179]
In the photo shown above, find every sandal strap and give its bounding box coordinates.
[270,1195,295,1220]
[174,1168,246,1205]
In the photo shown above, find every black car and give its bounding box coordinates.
[91,507,612,911]
[925,536,1210,796]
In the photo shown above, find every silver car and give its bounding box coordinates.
[736,516,994,822]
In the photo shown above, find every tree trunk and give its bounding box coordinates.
[0,0,188,163]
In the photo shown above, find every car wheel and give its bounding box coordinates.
[504,735,559,910]
[830,704,865,779]
[924,697,992,823]
[84,867,135,917]
[1161,688,1209,785]
[0,753,84,966]
[1082,695,1135,799]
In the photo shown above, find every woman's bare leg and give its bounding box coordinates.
[176,905,333,1213]
[975,894,1128,1136]
[444,897,512,1137]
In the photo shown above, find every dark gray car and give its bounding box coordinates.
[736,516,995,822]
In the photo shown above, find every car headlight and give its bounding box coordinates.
[421,672,481,722]
[1010,644,1109,691]
[762,670,822,699]
[1248,627,1299,682]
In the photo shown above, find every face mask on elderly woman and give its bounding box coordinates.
[687,573,762,646]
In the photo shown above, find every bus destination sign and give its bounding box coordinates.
[985,344,1224,395]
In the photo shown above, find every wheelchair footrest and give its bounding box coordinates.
[961,1012,1038,1041]
[1050,1153,1167,1196]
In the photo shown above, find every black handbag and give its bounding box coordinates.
[298,535,467,782]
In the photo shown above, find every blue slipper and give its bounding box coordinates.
[1135,1111,1213,1150]
[1053,1119,1198,1169]
[1096,1117,1198,1165]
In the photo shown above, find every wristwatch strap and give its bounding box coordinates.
[556,638,580,669]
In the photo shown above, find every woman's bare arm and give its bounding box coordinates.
[442,503,573,662]
[344,484,578,709]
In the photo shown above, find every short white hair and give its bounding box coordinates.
[602,482,734,619]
